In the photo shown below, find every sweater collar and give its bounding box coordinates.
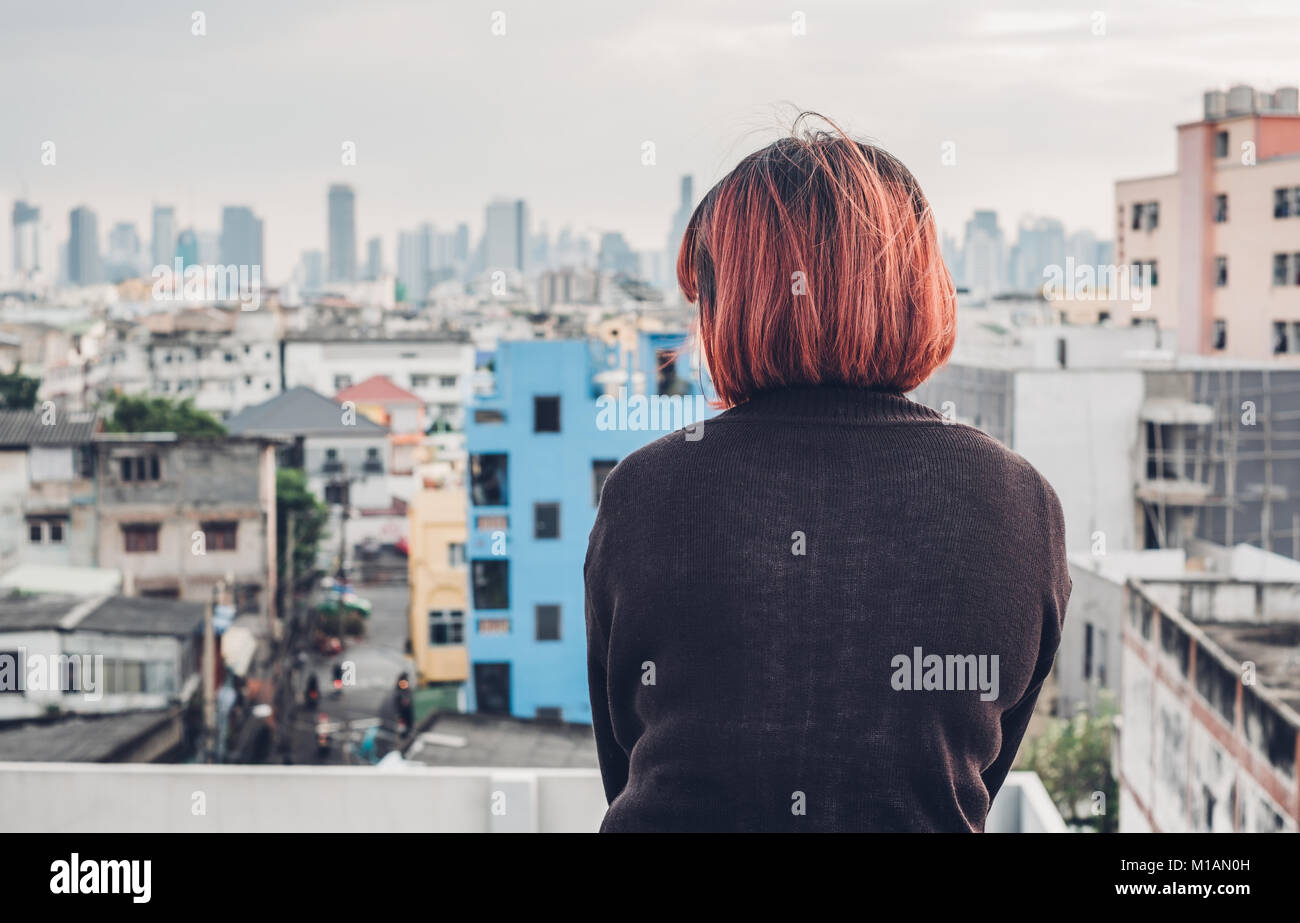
[720,383,945,424]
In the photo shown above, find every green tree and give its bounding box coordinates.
[104,394,226,437]
[0,365,40,410]
[1018,693,1119,832]
[277,467,328,592]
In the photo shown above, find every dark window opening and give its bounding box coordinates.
[1212,319,1227,350]
[1214,130,1229,158]
[533,395,561,433]
[534,502,560,539]
[535,605,561,641]
[474,409,505,424]
[429,610,465,645]
[123,523,160,553]
[202,521,238,551]
[592,459,617,506]
[470,453,508,506]
[472,559,509,610]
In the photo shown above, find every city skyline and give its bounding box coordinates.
[3,0,1299,277]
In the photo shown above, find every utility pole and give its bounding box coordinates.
[202,580,222,763]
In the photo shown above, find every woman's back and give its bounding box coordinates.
[584,385,1071,832]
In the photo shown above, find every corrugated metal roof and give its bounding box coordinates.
[0,409,99,447]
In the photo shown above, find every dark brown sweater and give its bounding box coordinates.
[584,384,1071,832]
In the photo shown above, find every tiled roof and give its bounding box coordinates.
[0,409,98,447]
[402,711,598,769]
[335,375,423,406]
[0,592,203,636]
[225,386,387,437]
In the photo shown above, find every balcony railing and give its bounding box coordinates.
[0,764,1064,833]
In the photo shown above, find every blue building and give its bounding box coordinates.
[464,330,716,722]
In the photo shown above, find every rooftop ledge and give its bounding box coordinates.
[0,764,1064,833]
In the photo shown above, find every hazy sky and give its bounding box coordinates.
[2,0,1298,280]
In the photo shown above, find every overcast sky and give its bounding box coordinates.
[2,0,1298,280]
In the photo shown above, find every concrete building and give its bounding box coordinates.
[407,485,469,703]
[1091,542,1300,832]
[463,330,715,721]
[0,593,203,726]
[483,198,528,274]
[334,374,425,478]
[1116,84,1300,359]
[282,328,474,431]
[92,433,278,616]
[0,409,100,574]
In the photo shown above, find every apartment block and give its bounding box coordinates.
[463,330,715,722]
[1116,84,1300,359]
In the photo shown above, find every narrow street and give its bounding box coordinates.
[279,580,414,765]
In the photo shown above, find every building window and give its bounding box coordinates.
[1273,253,1290,285]
[534,502,560,539]
[533,395,561,433]
[1213,194,1228,223]
[119,455,161,482]
[1130,201,1159,231]
[1274,321,1294,355]
[535,707,563,722]
[1215,256,1228,287]
[1214,130,1229,158]
[474,409,505,424]
[475,515,507,532]
[439,376,457,388]
[1083,623,1094,680]
[1212,319,1227,351]
[410,374,430,388]
[448,542,466,567]
[477,618,510,635]
[122,523,160,553]
[592,459,617,506]
[49,521,64,543]
[471,559,509,610]
[324,482,349,505]
[428,610,465,645]
[202,521,238,551]
[322,448,342,474]
[535,605,561,641]
[1274,187,1300,219]
[0,650,22,694]
[363,447,383,474]
[1132,260,1158,286]
[333,374,352,391]
[470,453,508,506]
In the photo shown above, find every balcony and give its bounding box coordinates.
[0,764,1064,833]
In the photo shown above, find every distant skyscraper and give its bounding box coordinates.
[220,206,264,268]
[328,184,357,283]
[105,222,142,281]
[299,249,324,292]
[598,231,638,276]
[365,235,383,280]
[151,206,176,269]
[12,201,41,279]
[1010,216,1066,293]
[483,198,528,273]
[397,225,432,303]
[67,206,102,286]
[962,210,1005,299]
[175,228,200,269]
[665,175,696,286]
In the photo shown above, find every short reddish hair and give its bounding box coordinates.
[677,117,956,407]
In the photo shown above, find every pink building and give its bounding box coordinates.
[1116,85,1300,360]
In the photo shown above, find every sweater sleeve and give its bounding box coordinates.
[584,492,630,805]
[980,475,1072,801]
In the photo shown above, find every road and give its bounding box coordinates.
[278,581,415,765]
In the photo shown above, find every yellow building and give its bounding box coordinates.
[407,484,469,697]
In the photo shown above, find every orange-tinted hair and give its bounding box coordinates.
[677,115,956,407]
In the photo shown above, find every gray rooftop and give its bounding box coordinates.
[0,409,98,447]
[403,712,598,769]
[0,592,203,637]
[225,386,388,437]
[0,710,180,762]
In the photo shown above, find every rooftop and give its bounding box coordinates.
[335,374,423,407]
[402,711,598,769]
[0,710,181,762]
[225,386,388,437]
[0,409,98,447]
[0,592,204,637]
